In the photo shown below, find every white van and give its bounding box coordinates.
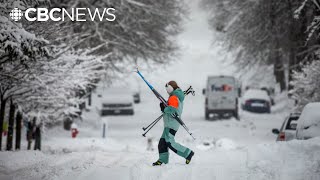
[203,76,239,120]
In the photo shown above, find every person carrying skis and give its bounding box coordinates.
[153,81,194,166]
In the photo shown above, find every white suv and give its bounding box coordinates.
[272,113,300,141]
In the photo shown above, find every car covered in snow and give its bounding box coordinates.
[241,89,271,113]
[272,112,300,141]
[296,102,320,140]
[100,88,134,116]
[203,75,239,120]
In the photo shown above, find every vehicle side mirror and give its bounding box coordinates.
[272,128,280,135]
[202,88,206,95]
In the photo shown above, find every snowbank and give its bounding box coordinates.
[246,137,320,180]
[1,137,320,180]
[215,138,238,150]
[43,137,127,154]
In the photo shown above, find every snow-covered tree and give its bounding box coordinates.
[0,0,49,150]
[201,0,315,92]
[290,0,320,109]
[48,0,185,67]
[17,50,107,125]
[0,0,187,147]
[290,60,320,110]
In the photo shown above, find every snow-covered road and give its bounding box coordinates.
[1,92,320,180]
[1,0,320,179]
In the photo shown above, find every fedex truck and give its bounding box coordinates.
[203,76,239,120]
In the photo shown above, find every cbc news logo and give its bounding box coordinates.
[9,7,116,22]
[9,8,23,21]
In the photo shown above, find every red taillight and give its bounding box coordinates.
[279,132,285,141]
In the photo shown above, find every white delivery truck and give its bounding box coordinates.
[203,76,239,120]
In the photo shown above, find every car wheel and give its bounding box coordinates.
[234,110,240,120]
[267,108,271,114]
[129,110,134,115]
[205,109,210,120]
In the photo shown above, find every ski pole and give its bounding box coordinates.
[142,114,163,131]
[184,86,195,96]
[142,115,163,137]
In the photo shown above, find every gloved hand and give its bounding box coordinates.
[160,102,165,112]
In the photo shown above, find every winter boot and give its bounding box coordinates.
[186,151,194,164]
[152,160,163,166]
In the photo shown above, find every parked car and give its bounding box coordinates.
[203,75,239,120]
[296,102,320,140]
[242,89,271,113]
[100,88,134,116]
[272,112,300,141]
[133,92,141,104]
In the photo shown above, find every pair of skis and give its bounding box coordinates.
[135,68,196,140]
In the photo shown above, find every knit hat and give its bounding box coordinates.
[165,81,179,94]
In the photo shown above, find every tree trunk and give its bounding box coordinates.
[270,0,287,92]
[6,99,15,151]
[273,54,287,92]
[277,67,287,92]
[88,93,92,106]
[0,97,7,150]
[15,111,22,150]
[288,49,295,92]
[34,128,41,150]
[287,0,296,92]
[33,117,41,151]
[27,117,35,150]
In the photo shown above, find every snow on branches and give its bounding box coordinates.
[17,51,107,124]
[1,0,186,125]
[295,0,320,44]
[49,0,186,65]
[290,60,320,110]
[290,0,320,110]
[294,0,308,19]
[0,1,48,66]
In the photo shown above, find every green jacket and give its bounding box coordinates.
[163,88,185,131]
